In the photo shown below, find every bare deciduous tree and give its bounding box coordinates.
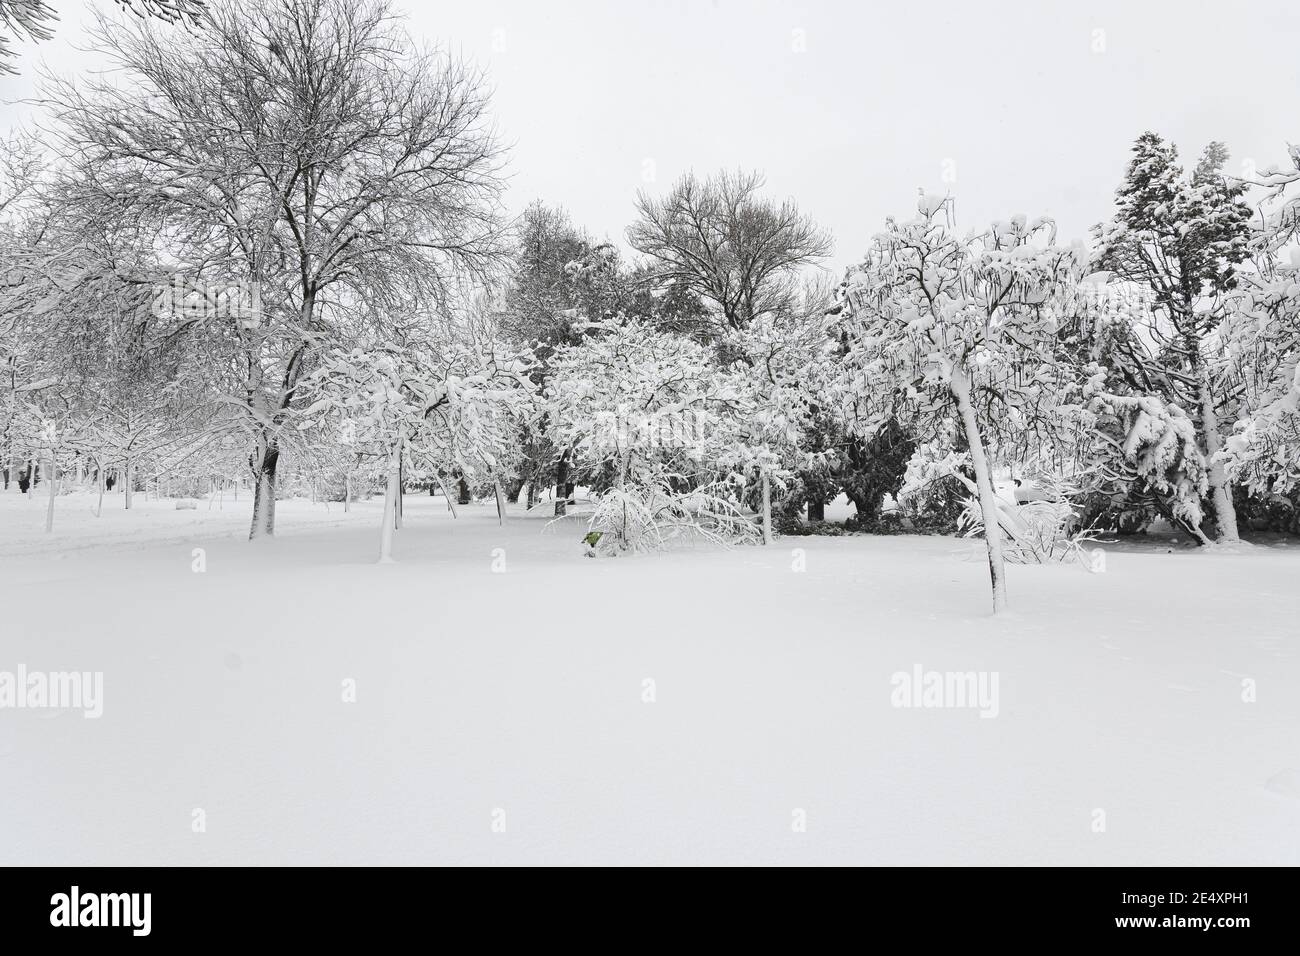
[627,169,831,333]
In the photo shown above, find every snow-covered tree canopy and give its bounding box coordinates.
[545,316,753,478]
[1220,249,1300,493]
[1244,143,1300,253]
[828,198,1086,451]
[543,315,788,550]
[302,322,535,484]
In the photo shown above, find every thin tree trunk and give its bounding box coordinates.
[96,461,105,518]
[761,469,772,545]
[45,451,57,533]
[494,477,506,525]
[378,443,400,563]
[952,367,1008,613]
[124,457,133,511]
[1199,378,1239,543]
[344,467,351,514]
[554,449,571,516]
[395,448,404,530]
[435,473,458,519]
[617,449,632,543]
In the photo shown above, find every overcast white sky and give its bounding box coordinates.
[3,0,1298,265]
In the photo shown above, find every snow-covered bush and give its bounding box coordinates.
[959,469,1100,565]
[583,477,758,555]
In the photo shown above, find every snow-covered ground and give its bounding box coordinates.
[1,487,1298,865]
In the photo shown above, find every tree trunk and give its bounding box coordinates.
[525,480,537,511]
[378,444,400,563]
[761,469,772,545]
[554,450,571,516]
[807,499,825,522]
[96,462,105,518]
[435,473,458,519]
[951,367,1008,613]
[344,468,351,514]
[44,452,57,533]
[124,457,133,511]
[249,443,279,539]
[395,449,404,530]
[494,478,506,525]
[1198,378,1239,543]
[616,449,632,544]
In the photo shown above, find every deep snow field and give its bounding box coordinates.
[1,486,1297,865]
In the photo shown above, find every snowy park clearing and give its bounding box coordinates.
[2,489,1297,866]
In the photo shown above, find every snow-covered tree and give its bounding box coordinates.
[829,196,1087,612]
[1092,133,1253,541]
[544,315,770,552]
[1209,143,1300,510]
[0,179,218,508]
[499,203,622,515]
[47,0,508,538]
[1219,246,1300,497]
[6,390,91,529]
[302,317,534,561]
[721,304,827,534]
